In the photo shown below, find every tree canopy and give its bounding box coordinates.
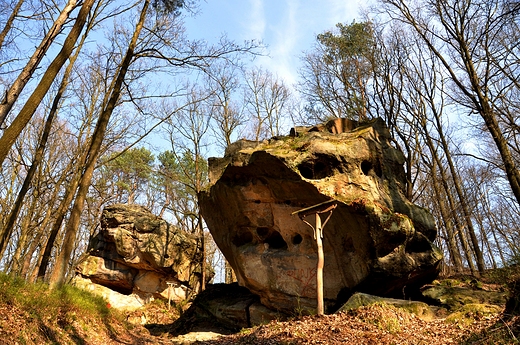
[0,0,518,288]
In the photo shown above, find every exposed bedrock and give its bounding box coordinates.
[199,118,443,313]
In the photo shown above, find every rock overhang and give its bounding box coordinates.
[199,118,443,313]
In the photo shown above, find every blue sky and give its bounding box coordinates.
[184,0,364,87]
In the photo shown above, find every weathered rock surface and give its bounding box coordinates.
[199,118,443,314]
[338,292,440,320]
[170,283,288,334]
[74,204,209,310]
[421,279,508,311]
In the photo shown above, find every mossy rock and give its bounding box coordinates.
[337,292,438,320]
[422,285,507,311]
[446,303,503,326]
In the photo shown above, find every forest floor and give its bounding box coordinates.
[0,268,519,344]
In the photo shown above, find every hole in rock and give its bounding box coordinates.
[254,200,261,204]
[298,164,314,179]
[284,200,292,205]
[297,154,342,179]
[361,160,372,175]
[256,227,269,238]
[361,159,383,177]
[101,283,132,295]
[314,161,327,177]
[232,231,253,247]
[265,231,288,250]
[292,234,303,245]
[406,235,433,253]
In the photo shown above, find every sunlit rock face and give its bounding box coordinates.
[75,204,209,309]
[199,118,443,313]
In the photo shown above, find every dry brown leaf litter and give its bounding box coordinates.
[192,304,518,345]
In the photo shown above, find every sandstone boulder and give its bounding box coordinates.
[199,118,443,314]
[75,204,209,309]
[421,279,508,311]
[338,292,439,320]
[170,283,287,334]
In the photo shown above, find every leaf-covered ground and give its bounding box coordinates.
[1,268,520,344]
[192,304,519,345]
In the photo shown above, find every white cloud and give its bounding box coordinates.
[254,0,360,88]
[246,0,266,40]
[263,0,300,85]
[328,0,361,25]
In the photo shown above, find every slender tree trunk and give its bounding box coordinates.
[0,0,95,165]
[0,0,78,127]
[430,159,463,272]
[385,0,520,207]
[480,108,520,205]
[20,229,44,279]
[457,37,520,206]
[6,194,37,274]
[420,119,476,273]
[0,0,25,51]
[49,0,150,288]
[18,190,59,279]
[36,167,82,280]
[0,20,89,260]
[483,196,507,266]
[431,109,485,273]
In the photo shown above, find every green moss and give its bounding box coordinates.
[445,304,502,326]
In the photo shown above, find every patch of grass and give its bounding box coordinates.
[0,272,111,319]
[0,272,122,344]
[293,294,307,318]
[239,327,254,335]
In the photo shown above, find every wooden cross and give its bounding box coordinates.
[292,199,337,315]
[166,281,177,310]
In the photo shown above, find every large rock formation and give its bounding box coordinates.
[199,118,443,314]
[74,204,208,310]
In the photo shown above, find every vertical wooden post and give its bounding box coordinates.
[292,200,337,316]
[166,281,174,310]
[315,213,324,315]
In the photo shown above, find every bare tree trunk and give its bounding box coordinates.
[430,111,485,273]
[0,18,90,261]
[429,159,463,272]
[0,0,78,127]
[6,195,37,274]
[0,0,25,51]
[49,0,150,288]
[0,0,95,165]
[20,229,44,279]
[382,0,520,207]
[36,168,82,280]
[482,195,507,266]
[420,120,476,273]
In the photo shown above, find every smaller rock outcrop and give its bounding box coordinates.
[338,292,438,320]
[74,204,209,310]
[170,283,288,334]
[421,279,508,311]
